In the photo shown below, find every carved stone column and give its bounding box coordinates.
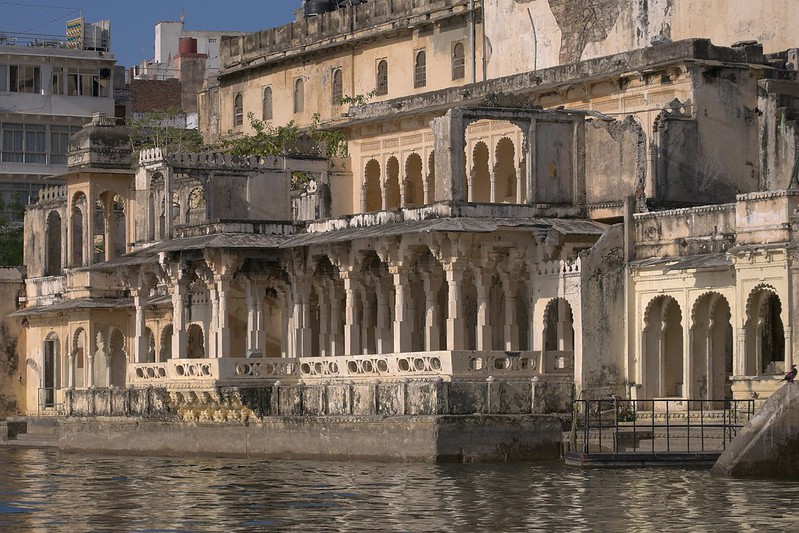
[343,272,361,356]
[445,265,465,350]
[376,278,391,354]
[327,280,343,356]
[133,289,148,364]
[67,352,75,389]
[422,271,443,351]
[245,279,263,357]
[475,269,492,351]
[391,266,413,353]
[171,271,187,360]
[215,277,233,357]
[500,272,519,351]
[360,288,372,354]
[317,283,330,357]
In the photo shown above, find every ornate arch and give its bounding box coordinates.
[643,294,679,329]
[745,283,779,323]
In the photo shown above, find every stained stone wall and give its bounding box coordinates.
[64,378,574,421]
[0,268,25,418]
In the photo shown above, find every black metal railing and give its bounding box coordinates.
[37,387,64,414]
[571,398,755,455]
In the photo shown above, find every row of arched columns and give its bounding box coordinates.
[44,188,128,274]
[360,120,528,212]
[638,285,789,400]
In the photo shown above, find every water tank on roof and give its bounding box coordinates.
[304,0,336,17]
[178,37,198,55]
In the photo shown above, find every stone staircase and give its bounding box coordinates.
[0,417,61,448]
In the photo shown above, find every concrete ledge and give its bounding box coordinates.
[712,383,799,479]
[0,420,26,443]
[58,414,564,462]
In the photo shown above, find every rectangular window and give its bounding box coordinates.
[24,124,47,164]
[0,65,7,92]
[67,68,107,97]
[9,65,41,93]
[51,68,64,95]
[50,125,71,164]
[1,123,24,163]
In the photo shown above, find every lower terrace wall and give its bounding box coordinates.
[64,378,573,421]
[58,379,571,461]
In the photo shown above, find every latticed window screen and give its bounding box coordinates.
[414,50,426,88]
[332,69,343,104]
[376,60,388,96]
[294,78,305,113]
[262,87,273,121]
[234,94,243,126]
[452,42,465,80]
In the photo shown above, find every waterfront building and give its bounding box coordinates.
[0,22,116,220]
[7,0,799,460]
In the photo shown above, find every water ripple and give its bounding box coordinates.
[0,447,797,531]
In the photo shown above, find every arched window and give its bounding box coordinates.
[452,42,465,80]
[262,86,273,121]
[376,59,388,96]
[45,210,62,276]
[294,78,305,114]
[331,68,343,105]
[233,93,243,127]
[414,50,426,88]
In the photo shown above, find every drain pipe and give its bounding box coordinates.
[527,8,537,73]
[481,0,487,80]
[469,0,476,83]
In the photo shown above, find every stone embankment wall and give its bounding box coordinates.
[59,379,571,461]
[65,378,573,421]
[0,268,25,418]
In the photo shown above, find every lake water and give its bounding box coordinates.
[0,447,796,531]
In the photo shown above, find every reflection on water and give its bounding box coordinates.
[0,447,796,531]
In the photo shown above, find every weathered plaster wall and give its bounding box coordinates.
[634,204,736,259]
[0,268,25,417]
[584,117,646,206]
[758,79,799,191]
[579,224,625,397]
[64,379,574,420]
[59,383,566,460]
[485,0,799,78]
[59,414,563,462]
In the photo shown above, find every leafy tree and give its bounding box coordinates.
[338,89,378,107]
[127,107,205,155]
[220,113,348,160]
[0,194,24,266]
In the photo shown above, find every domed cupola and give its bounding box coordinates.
[68,112,132,171]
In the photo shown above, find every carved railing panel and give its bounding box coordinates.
[128,350,574,387]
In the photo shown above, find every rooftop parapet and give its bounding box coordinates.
[220,0,476,73]
[343,39,766,125]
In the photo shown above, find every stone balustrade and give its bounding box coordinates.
[128,350,574,388]
[129,357,299,388]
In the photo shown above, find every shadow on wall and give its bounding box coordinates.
[0,322,21,418]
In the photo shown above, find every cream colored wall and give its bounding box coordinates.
[346,117,525,215]
[668,0,799,53]
[486,0,799,79]
[219,21,480,135]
